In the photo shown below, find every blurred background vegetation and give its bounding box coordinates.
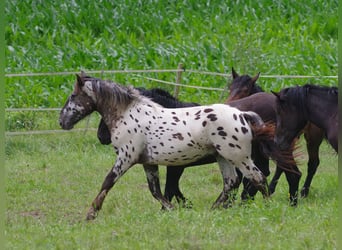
[5,0,338,130]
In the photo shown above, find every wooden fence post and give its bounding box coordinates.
[173,63,184,98]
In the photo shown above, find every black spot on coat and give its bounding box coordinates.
[204,108,214,113]
[207,113,217,121]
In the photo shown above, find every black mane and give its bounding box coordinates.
[136,87,199,108]
[281,84,338,103]
[279,84,338,119]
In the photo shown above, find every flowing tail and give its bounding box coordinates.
[242,111,300,175]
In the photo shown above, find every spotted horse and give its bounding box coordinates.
[59,72,271,220]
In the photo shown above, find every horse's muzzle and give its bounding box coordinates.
[59,119,74,130]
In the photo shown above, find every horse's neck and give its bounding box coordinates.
[305,91,337,130]
[96,99,126,129]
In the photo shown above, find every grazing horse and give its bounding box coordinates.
[227,68,326,199]
[273,84,338,152]
[59,72,276,220]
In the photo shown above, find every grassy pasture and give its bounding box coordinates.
[5,132,337,249]
[4,0,338,249]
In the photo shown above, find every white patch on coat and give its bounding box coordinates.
[62,100,85,116]
[83,81,96,101]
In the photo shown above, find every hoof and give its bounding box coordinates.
[300,187,309,198]
[223,200,234,209]
[86,207,97,221]
[180,198,193,209]
[160,202,175,211]
[289,196,298,207]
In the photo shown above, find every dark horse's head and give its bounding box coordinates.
[272,86,308,150]
[59,72,97,130]
[227,68,261,102]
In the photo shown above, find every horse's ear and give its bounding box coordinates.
[251,72,260,84]
[76,74,84,87]
[232,67,239,79]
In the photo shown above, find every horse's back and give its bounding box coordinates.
[227,92,277,122]
[139,104,255,165]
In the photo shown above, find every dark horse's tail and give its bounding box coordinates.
[242,111,299,175]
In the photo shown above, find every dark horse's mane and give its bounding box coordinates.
[135,87,199,107]
[280,84,338,103]
[279,84,338,118]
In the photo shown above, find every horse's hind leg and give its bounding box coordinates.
[235,159,269,199]
[301,125,324,197]
[143,164,174,210]
[211,156,240,209]
[241,143,270,200]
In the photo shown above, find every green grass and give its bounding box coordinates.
[5,133,337,249]
[4,1,338,249]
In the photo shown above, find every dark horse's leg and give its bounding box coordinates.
[301,124,324,197]
[143,165,174,210]
[271,150,301,206]
[284,166,301,206]
[269,168,283,194]
[164,166,193,208]
[269,163,301,206]
[163,155,217,209]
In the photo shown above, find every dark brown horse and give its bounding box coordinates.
[227,68,326,198]
[97,84,298,205]
[272,84,338,152]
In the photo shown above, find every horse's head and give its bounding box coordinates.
[227,68,260,102]
[272,88,307,150]
[59,72,96,130]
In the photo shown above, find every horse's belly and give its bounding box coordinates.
[146,144,215,166]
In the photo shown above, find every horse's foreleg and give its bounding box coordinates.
[143,165,174,210]
[86,159,130,220]
[302,126,323,197]
[284,165,301,206]
[269,167,283,194]
[164,166,185,202]
[211,156,240,209]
